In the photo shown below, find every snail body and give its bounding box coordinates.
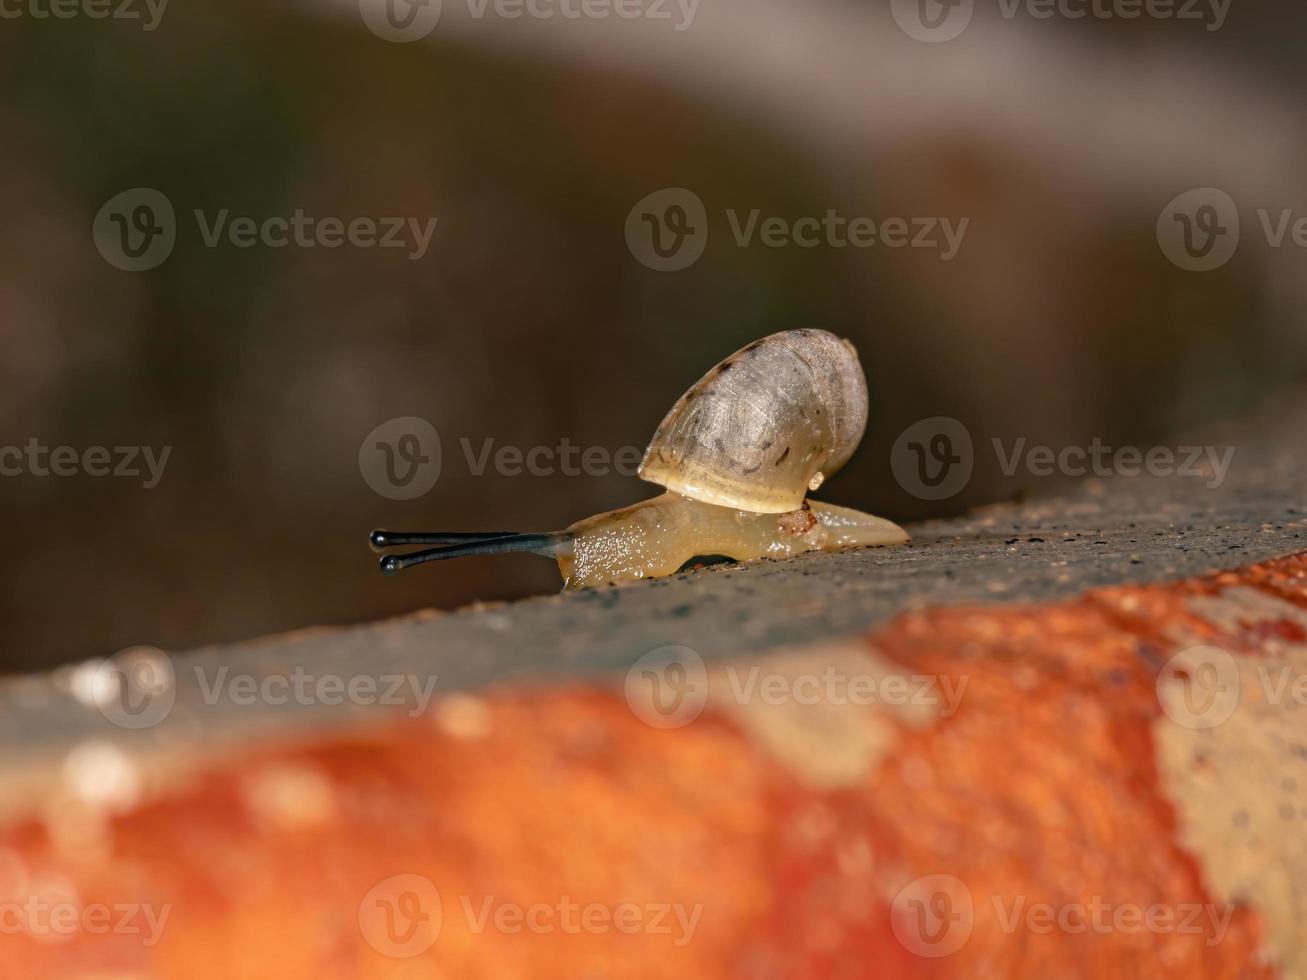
[371,329,908,589]
[558,490,906,589]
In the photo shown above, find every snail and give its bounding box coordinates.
[370,329,909,589]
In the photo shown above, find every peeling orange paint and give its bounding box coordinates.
[6,555,1307,978]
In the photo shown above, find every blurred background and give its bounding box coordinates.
[3,0,1307,673]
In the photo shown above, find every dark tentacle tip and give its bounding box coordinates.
[379,555,402,576]
[370,530,390,552]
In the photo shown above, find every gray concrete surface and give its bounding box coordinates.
[0,392,1302,804]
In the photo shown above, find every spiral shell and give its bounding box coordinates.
[637,329,868,513]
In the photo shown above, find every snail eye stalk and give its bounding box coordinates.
[369,530,528,552]
[369,530,568,576]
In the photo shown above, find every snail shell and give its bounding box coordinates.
[638,329,868,513]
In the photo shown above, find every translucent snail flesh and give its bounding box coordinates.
[370,329,908,589]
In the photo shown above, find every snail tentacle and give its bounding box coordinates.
[369,529,530,552]
[376,532,571,576]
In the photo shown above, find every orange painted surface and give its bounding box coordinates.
[6,555,1307,978]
